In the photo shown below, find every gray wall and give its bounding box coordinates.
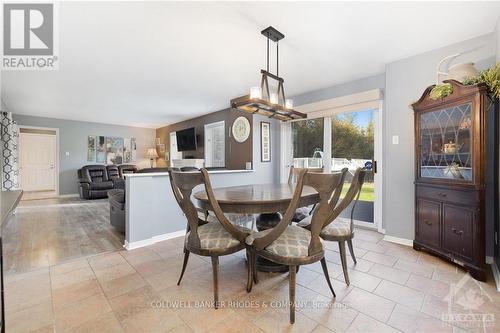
[384,33,496,241]
[12,114,155,195]
[252,114,281,184]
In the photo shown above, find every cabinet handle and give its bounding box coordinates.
[424,219,432,226]
[437,192,447,197]
[451,228,463,236]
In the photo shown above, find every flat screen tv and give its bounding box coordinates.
[176,127,197,151]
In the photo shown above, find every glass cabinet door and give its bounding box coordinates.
[420,102,472,181]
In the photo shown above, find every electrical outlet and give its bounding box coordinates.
[65,151,70,156]
[392,135,399,145]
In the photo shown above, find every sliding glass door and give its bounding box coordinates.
[284,106,381,229]
[331,109,375,224]
[291,118,324,168]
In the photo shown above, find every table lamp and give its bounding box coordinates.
[146,148,159,168]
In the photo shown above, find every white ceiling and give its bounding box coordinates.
[1,1,499,128]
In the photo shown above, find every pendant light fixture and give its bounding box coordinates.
[230,26,307,121]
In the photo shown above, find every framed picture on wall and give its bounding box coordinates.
[261,122,271,162]
[87,136,96,161]
[96,136,106,163]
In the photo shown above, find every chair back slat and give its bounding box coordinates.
[323,168,367,231]
[169,170,205,248]
[303,172,345,255]
[288,166,323,184]
[200,169,248,242]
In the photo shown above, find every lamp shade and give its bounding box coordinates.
[146,148,159,159]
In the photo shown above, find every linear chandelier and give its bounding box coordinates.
[230,26,307,121]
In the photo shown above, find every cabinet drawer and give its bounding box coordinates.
[442,204,474,261]
[416,199,441,248]
[416,185,477,206]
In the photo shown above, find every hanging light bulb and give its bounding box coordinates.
[285,99,293,109]
[270,92,278,104]
[250,86,262,99]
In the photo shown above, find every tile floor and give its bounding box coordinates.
[5,223,500,333]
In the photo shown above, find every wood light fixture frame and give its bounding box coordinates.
[230,26,307,122]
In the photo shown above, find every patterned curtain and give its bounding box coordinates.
[1,112,19,190]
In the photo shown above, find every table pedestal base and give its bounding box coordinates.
[255,212,289,273]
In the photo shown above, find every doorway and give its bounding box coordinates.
[19,127,58,200]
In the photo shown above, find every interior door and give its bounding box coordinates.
[169,132,182,163]
[19,133,56,191]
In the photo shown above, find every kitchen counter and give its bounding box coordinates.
[0,190,22,226]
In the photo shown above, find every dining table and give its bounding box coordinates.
[194,183,320,272]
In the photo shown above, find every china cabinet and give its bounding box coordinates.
[412,80,498,281]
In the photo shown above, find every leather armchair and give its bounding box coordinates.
[78,165,114,199]
[118,164,138,177]
[107,165,125,190]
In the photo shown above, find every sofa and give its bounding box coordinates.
[77,164,137,199]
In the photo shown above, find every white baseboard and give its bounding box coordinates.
[58,193,79,198]
[490,262,500,292]
[486,256,494,264]
[383,235,413,247]
[124,229,186,250]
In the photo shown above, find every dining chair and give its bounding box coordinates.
[298,168,366,286]
[246,169,345,324]
[168,169,252,308]
[288,166,323,222]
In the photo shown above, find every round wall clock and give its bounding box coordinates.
[232,116,251,143]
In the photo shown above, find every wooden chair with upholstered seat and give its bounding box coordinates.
[246,169,345,323]
[288,166,323,222]
[298,168,366,286]
[168,169,252,308]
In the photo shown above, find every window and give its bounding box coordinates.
[291,118,324,168]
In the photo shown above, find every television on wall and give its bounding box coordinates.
[176,127,197,151]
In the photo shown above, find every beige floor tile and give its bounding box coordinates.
[311,324,335,333]
[325,250,374,273]
[93,261,136,283]
[6,300,53,333]
[305,259,343,279]
[55,292,112,332]
[432,267,466,284]
[347,269,382,292]
[355,240,389,254]
[168,323,195,332]
[71,312,124,333]
[368,263,410,285]
[295,266,321,286]
[208,312,264,333]
[363,251,398,267]
[346,313,400,333]
[306,274,354,301]
[130,258,172,277]
[374,280,425,310]
[342,288,396,322]
[5,272,52,314]
[394,259,434,278]
[120,308,185,333]
[100,272,147,298]
[49,258,90,276]
[146,266,188,291]
[253,307,318,333]
[388,304,453,333]
[109,285,159,321]
[420,294,450,320]
[406,274,451,299]
[88,252,127,270]
[52,278,101,310]
[50,266,96,290]
[299,293,358,332]
[178,307,236,332]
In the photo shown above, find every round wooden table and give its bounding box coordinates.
[194,183,320,272]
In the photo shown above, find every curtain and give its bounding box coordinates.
[1,112,19,190]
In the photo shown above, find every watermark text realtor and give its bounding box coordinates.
[2,2,59,70]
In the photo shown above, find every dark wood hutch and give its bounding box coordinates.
[412,80,498,281]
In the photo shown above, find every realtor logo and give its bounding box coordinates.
[2,2,58,70]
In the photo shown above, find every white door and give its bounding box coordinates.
[204,121,225,167]
[170,132,182,162]
[19,133,57,191]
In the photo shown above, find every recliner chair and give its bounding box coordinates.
[107,165,125,190]
[78,165,114,199]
